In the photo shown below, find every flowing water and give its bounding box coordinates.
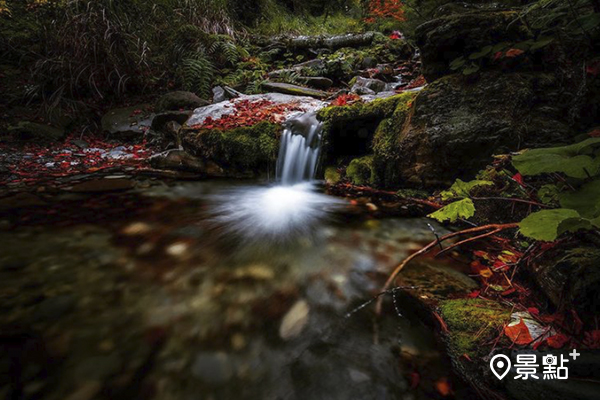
[0,112,477,399]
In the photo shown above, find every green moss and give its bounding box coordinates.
[370,91,417,186]
[187,121,281,172]
[346,155,375,185]
[318,93,412,123]
[439,299,511,359]
[324,166,342,184]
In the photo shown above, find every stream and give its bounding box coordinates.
[0,111,477,399]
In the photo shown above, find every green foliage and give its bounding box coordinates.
[346,155,375,185]
[519,209,600,241]
[181,52,215,97]
[512,137,600,241]
[512,138,600,179]
[440,179,493,201]
[428,198,476,223]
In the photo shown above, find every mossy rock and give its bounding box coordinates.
[393,71,574,187]
[155,91,209,113]
[181,121,281,176]
[324,166,342,184]
[346,155,375,185]
[261,82,328,99]
[439,299,511,359]
[318,92,414,125]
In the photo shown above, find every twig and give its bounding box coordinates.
[375,223,519,315]
[435,227,505,257]
[472,197,548,208]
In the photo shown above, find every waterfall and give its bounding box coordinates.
[276,112,322,185]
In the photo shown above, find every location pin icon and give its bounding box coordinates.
[490,354,511,380]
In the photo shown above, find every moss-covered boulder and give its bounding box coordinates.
[317,92,417,186]
[261,82,329,99]
[181,121,281,177]
[393,72,574,187]
[415,11,532,81]
[346,155,375,185]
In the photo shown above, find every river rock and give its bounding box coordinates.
[151,110,191,135]
[7,121,66,142]
[212,86,243,103]
[279,299,310,340]
[101,105,154,139]
[302,76,333,89]
[261,82,329,99]
[155,91,209,112]
[149,149,212,174]
[350,77,387,94]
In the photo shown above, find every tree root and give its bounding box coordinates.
[375,223,519,316]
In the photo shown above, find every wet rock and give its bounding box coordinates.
[301,76,333,90]
[212,86,242,103]
[155,91,209,112]
[350,76,386,95]
[261,82,329,99]
[151,111,192,135]
[68,178,134,193]
[279,299,310,340]
[101,105,154,139]
[191,352,234,384]
[392,72,574,186]
[149,149,214,175]
[6,121,65,142]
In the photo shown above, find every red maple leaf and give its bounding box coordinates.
[505,318,534,345]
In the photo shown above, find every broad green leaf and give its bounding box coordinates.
[557,217,593,237]
[428,198,475,223]
[450,57,466,71]
[558,179,600,218]
[519,209,581,241]
[440,179,493,201]
[463,63,480,75]
[469,45,493,60]
[512,153,599,179]
[529,37,554,51]
[514,40,533,51]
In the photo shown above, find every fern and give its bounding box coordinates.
[181,52,215,97]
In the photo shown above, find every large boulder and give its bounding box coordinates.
[415,11,532,81]
[393,72,574,187]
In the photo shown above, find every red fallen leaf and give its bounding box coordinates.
[408,372,420,389]
[493,51,504,61]
[466,290,480,298]
[527,307,540,316]
[473,250,491,260]
[500,287,516,296]
[512,173,524,186]
[435,377,452,396]
[505,318,534,345]
[389,32,401,40]
[546,333,569,349]
[493,260,509,272]
[505,48,525,58]
[584,330,600,349]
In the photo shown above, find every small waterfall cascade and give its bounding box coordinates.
[276,112,323,185]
